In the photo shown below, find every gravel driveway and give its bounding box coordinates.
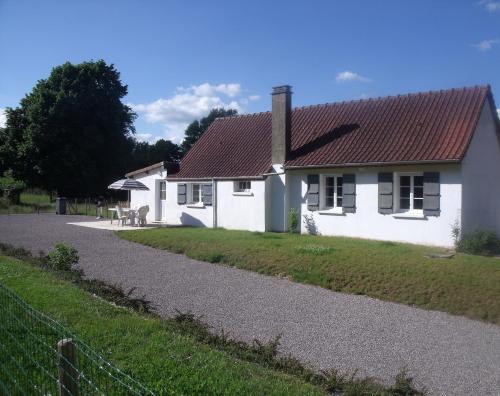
[0,214,499,395]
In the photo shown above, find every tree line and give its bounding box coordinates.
[0,60,236,197]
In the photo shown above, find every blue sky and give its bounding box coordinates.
[1,0,499,143]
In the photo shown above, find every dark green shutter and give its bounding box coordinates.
[177,183,186,205]
[423,172,440,216]
[202,184,213,206]
[342,174,356,213]
[307,175,319,211]
[378,173,393,214]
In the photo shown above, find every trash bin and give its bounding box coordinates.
[56,197,67,215]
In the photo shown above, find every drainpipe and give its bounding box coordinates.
[212,178,217,228]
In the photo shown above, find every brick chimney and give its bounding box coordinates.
[271,85,292,164]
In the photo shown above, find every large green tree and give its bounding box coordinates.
[0,60,136,196]
[181,108,237,154]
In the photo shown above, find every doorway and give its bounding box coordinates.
[156,180,167,221]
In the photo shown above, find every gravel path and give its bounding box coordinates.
[1,214,499,395]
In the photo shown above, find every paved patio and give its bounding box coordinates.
[0,214,499,395]
[67,219,158,231]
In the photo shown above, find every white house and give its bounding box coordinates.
[128,84,500,247]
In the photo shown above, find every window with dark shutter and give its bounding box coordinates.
[190,184,201,204]
[307,175,319,211]
[202,184,213,206]
[342,174,356,213]
[320,175,343,210]
[378,173,393,214]
[177,183,187,205]
[423,172,440,216]
[397,174,423,212]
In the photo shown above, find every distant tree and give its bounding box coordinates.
[0,128,5,173]
[181,108,237,154]
[128,138,181,172]
[0,60,136,196]
[150,139,181,163]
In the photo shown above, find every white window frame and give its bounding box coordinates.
[234,180,251,192]
[188,183,202,204]
[394,172,424,213]
[159,181,166,201]
[319,174,343,211]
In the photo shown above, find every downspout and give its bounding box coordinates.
[212,178,217,228]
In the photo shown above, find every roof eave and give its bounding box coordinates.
[125,161,165,178]
[284,159,462,170]
[166,175,266,181]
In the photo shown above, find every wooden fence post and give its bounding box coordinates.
[58,338,79,396]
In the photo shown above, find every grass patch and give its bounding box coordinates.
[118,227,500,325]
[0,190,119,218]
[0,254,323,395]
[296,244,335,255]
[0,247,423,395]
[0,191,54,214]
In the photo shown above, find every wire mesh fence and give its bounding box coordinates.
[0,282,154,395]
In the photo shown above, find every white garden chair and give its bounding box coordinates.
[115,206,128,226]
[137,205,149,227]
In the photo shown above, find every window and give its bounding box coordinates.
[398,174,423,212]
[322,175,343,209]
[189,183,202,204]
[234,180,251,192]
[159,181,166,200]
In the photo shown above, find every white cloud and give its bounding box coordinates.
[135,133,161,144]
[0,108,6,128]
[130,83,253,142]
[248,95,261,101]
[335,71,371,83]
[472,39,499,51]
[177,83,241,98]
[480,0,500,12]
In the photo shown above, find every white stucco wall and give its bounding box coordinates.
[129,169,166,223]
[288,164,462,247]
[461,101,500,236]
[216,180,266,231]
[165,181,213,227]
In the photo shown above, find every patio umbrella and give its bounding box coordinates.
[108,178,150,207]
[108,179,150,191]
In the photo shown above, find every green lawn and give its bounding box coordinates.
[0,191,55,214]
[0,255,324,395]
[118,227,500,325]
[0,191,118,218]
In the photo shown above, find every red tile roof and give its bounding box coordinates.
[169,85,494,179]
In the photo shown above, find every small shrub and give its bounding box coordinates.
[80,280,153,313]
[451,219,461,247]
[288,208,299,233]
[456,230,500,256]
[46,243,79,271]
[303,214,319,235]
[388,369,423,395]
[205,251,224,263]
[1,242,153,313]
